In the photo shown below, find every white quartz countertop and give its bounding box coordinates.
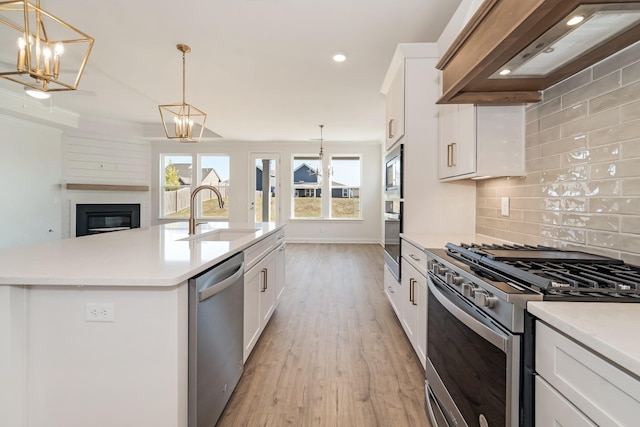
[528,302,640,378]
[0,222,282,287]
[400,233,511,250]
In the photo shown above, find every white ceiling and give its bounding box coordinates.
[0,0,461,142]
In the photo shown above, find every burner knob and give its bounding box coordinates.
[432,264,447,275]
[445,272,462,286]
[462,283,476,297]
[475,291,497,309]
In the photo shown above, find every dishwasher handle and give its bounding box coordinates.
[199,262,244,302]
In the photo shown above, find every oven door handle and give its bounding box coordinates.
[428,277,509,352]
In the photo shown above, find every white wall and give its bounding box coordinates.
[0,115,63,248]
[151,139,382,244]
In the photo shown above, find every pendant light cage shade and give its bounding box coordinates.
[158,102,207,143]
[158,43,207,143]
[0,0,94,92]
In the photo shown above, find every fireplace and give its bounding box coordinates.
[76,204,141,237]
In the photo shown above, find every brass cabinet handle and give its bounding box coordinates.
[261,268,268,292]
[388,119,395,139]
[447,142,457,167]
[409,278,418,306]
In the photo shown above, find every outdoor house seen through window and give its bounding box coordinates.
[292,155,361,219]
[162,154,229,219]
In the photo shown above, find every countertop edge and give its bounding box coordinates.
[0,223,285,288]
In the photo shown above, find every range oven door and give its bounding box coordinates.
[425,274,521,427]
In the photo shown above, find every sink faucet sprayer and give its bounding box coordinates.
[189,185,224,234]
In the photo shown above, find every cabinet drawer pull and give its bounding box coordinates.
[409,278,418,305]
[388,118,395,139]
[388,286,395,294]
[409,253,421,262]
[261,268,268,292]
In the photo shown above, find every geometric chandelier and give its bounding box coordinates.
[158,43,207,143]
[0,0,94,92]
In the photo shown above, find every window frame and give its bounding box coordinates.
[159,153,230,220]
[290,153,362,221]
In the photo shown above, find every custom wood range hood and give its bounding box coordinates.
[437,0,640,104]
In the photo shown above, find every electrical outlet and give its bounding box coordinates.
[85,303,116,322]
[501,197,510,217]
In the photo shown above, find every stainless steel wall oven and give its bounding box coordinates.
[383,144,403,280]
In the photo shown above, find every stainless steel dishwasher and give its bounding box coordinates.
[188,251,244,427]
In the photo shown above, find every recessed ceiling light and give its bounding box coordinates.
[25,88,51,99]
[332,53,347,63]
[499,69,511,76]
[567,15,585,26]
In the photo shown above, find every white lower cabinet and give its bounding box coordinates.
[535,376,596,427]
[535,321,640,426]
[384,264,401,317]
[243,231,285,363]
[400,259,426,368]
[384,238,427,369]
[274,243,286,303]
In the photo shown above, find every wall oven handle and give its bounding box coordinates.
[428,277,508,352]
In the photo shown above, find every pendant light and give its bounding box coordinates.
[158,44,207,143]
[0,0,94,92]
[317,124,324,159]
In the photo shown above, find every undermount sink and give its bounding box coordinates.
[179,228,259,242]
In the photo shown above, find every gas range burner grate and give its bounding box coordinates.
[502,260,640,295]
[446,242,640,300]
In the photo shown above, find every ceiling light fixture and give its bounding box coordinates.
[566,15,585,26]
[499,69,511,76]
[0,0,94,93]
[158,44,207,143]
[24,87,50,99]
[317,124,324,159]
[332,53,346,63]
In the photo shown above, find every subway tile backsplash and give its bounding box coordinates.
[476,42,640,264]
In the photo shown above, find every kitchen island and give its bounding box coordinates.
[0,222,283,427]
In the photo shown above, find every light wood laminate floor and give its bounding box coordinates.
[217,243,431,426]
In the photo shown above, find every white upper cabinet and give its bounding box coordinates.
[384,65,405,150]
[438,104,526,181]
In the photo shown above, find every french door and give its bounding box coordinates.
[249,153,280,225]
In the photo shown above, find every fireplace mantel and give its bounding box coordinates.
[66,183,149,192]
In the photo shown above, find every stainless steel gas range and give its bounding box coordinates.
[424,242,640,427]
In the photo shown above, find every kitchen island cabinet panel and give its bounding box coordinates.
[243,233,285,362]
[26,284,189,427]
[0,222,285,427]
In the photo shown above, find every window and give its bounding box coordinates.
[199,155,229,219]
[330,156,361,219]
[292,156,322,218]
[162,155,192,218]
[291,154,361,220]
[160,154,229,219]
